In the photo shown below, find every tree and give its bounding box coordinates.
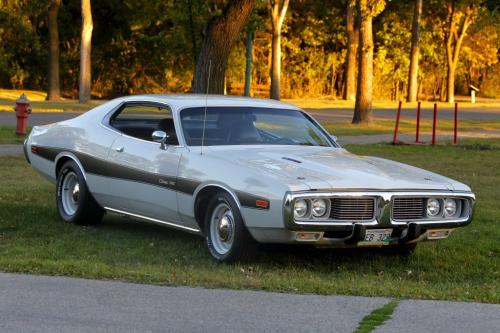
[352,0,385,124]
[406,0,422,102]
[444,0,475,103]
[47,0,61,100]
[269,0,289,100]
[192,0,256,94]
[343,0,358,101]
[78,0,93,103]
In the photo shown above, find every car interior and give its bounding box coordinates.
[109,104,179,145]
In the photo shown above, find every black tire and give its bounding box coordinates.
[56,160,104,225]
[204,191,258,263]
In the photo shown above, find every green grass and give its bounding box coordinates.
[354,299,400,333]
[0,125,31,144]
[323,120,500,136]
[0,139,499,303]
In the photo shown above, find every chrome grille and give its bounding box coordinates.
[329,198,375,221]
[392,197,425,220]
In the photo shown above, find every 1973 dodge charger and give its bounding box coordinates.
[24,95,475,262]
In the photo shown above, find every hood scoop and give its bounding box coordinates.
[282,156,302,164]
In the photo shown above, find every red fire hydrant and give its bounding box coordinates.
[14,93,32,136]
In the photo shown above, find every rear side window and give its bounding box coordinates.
[109,103,178,144]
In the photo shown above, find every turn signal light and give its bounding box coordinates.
[295,232,322,242]
[255,199,269,209]
[427,229,453,240]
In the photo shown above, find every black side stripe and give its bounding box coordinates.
[32,146,269,208]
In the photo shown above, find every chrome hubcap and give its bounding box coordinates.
[61,171,79,216]
[210,202,235,255]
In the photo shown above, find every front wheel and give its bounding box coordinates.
[56,160,104,225]
[205,192,257,262]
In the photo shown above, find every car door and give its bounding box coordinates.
[104,102,183,224]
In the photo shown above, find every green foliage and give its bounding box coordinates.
[0,0,497,99]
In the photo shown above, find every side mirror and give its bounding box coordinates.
[330,135,338,142]
[152,130,169,150]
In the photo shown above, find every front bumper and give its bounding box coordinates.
[283,190,475,246]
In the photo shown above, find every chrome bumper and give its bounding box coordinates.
[283,190,475,245]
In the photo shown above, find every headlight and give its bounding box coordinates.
[426,198,441,217]
[444,198,457,216]
[294,199,309,219]
[311,199,328,217]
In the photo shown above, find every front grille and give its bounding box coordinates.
[329,198,375,221]
[392,197,425,220]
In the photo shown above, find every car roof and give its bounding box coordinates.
[116,94,302,112]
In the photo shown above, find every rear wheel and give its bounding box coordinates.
[205,192,257,262]
[56,160,104,225]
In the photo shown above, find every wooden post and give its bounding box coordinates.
[432,103,438,145]
[392,101,402,144]
[415,101,421,143]
[454,102,458,145]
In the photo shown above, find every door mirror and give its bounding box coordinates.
[152,130,169,150]
[330,135,338,142]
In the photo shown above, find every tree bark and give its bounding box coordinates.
[445,2,474,103]
[406,0,422,102]
[78,0,93,103]
[269,0,290,100]
[47,0,61,101]
[352,1,374,124]
[343,0,358,101]
[192,0,256,94]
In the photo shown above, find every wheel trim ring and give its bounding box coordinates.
[61,171,79,216]
[210,202,235,255]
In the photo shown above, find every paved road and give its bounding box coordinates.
[306,106,500,122]
[0,273,498,333]
[1,104,499,128]
[0,273,386,333]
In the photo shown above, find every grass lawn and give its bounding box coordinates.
[323,119,500,136]
[0,139,498,303]
[0,126,32,144]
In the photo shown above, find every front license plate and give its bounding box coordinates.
[358,229,393,246]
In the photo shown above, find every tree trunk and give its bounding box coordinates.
[244,30,254,96]
[352,2,374,124]
[343,0,358,101]
[270,0,290,100]
[47,0,61,100]
[440,77,446,101]
[406,0,422,102]
[78,0,93,103]
[444,2,474,103]
[192,0,256,94]
[270,32,281,99]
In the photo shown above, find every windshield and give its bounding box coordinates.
[180,107,333,147]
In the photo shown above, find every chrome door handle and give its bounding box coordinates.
[114,147,124,152]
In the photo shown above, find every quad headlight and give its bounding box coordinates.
[444,198,457,216]
[426,198,441,217]
[294,199,309,219]
[311,199,328,217]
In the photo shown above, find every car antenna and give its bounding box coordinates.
[200,60,211,155]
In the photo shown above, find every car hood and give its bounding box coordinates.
[204,145,470,192]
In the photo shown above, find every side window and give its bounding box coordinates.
[110,104,178,144]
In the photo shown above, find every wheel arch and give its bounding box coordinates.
[193,184,241,232]
[55,152,87,180]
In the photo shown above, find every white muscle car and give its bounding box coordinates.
[24,95,475,262]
